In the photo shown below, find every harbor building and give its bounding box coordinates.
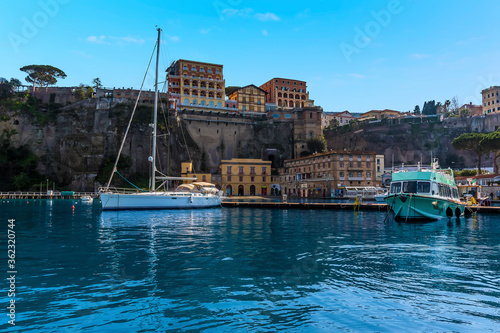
[481,86,500,115]
[280,150,379,197]
[220,158,272,196]
[166,59,225,109]
[260,78,314,109]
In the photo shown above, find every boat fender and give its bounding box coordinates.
[432,201,438,209]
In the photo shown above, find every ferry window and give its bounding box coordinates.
[417,182,430,193]
[403,181,417,193]
[452,188,459,199]
[391,182,401,194]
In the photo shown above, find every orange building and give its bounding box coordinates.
[260,77,314,109]
[166,59,225,109]
[481,86,500,115]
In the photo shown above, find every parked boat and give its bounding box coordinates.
[81,195,93,203]
[374,188,388,202]
[384,159,467,220]
[99,29,222,210]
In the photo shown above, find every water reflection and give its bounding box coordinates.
[2,201,500,332]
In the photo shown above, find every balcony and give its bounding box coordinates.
[348,177,364,181]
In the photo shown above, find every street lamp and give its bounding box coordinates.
[46,179,49,194]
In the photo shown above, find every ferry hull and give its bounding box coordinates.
[385,194,466,220]
[100,192,222,210]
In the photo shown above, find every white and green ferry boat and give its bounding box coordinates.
[384,160,467,220]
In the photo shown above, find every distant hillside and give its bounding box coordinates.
[324,116,500,169]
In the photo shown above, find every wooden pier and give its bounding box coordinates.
[221,200,500,213]
[0,192,96,200]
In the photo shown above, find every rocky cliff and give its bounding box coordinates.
[324,115,500,169]
[0,98,293,191]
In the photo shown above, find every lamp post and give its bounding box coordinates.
[46,179,49,195]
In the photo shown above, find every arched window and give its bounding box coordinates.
[216,102,222,108]
[200,100,206,106]
[272,114,280,118]
[278,92,282,98]
[183,98,189,105]
[284,93,288,98]
[295,94,300,99]
[209,101,214,107]
[192,99,197,105]
[289,100,294,107]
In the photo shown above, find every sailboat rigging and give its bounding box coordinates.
[99,28,222,210]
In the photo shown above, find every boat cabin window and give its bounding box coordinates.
[391,182,401,194]
[417,181,431,193]
[402,181,417,194]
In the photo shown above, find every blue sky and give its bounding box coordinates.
[2,0,500,112]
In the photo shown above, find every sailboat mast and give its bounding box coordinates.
[151,28,161,192]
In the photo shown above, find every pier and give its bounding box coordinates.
[0,191,95,200]
[221,200,500,213]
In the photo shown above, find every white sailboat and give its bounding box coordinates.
[99,28,222,210]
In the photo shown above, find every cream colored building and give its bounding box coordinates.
[220,158,272,196]
[481,86,500,115]
[360,109,401,120]
[322,111,355,129]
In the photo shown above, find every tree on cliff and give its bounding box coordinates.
[307,136,327,154]
[452,133,489,174]
[20,65,67,92]
[413,105,420,115]
[92,77,102,90]
[422,100,437,115]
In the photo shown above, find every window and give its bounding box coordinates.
[239,167,244,174]
[262,167,267,174]
[192,66,196,71]
[391,182,401,194]
[251,176,255,182]
[417,181,431,193]
[349,162,353,167]
[402,181,417,193]
[357,162,361,167]
[227,176,231,182]
[357,172,362,178]
[202,175,206,182]
[340,155,343,161]
[227,166,232,174]
[250,167,255,175]
[239,176,243,182]
[263,176,266,182]
[340,162,344,167]
[366,172,371,179]
[367,162,371,167]
[358,156,361,161]
[349,155,353,161]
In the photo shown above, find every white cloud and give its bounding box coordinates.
[411,53,431,60]
[222,8,254,18]
[86,35,107,44]
[349,73,367,79]
[165,35,180,42]
[86,35,145,45]
[255,12,280,22]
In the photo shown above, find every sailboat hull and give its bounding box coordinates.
[100,192,222,210]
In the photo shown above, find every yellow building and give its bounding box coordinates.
[180,162,213,184]
[226,84,267,114]
[220,158,272,196]
[481,86,500,115]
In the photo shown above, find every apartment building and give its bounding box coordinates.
[322,111,356,128]
[280,150,379,197]
[481,86,500,115]
[260,77,314,109]
[166,59,225,109]
[226,84,267,114]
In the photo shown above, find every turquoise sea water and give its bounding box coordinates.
[1,199,500,332]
